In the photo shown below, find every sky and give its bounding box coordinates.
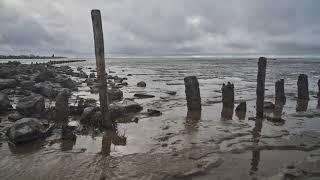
[0,0,320,57]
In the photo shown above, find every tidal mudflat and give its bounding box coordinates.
[0,58,320,180]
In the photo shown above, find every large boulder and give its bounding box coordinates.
[0,92,11,111]
[16,94,45,116]
[35,70,56,82]
[107,88,123,101]
[20,80,36,91]
[0,67,17,78]
[79,70,88,78]
[0,79,18,90]
[8,112,24,122]
[110,99,143,119]
[80,107,99,125]
[6,118,49,144]
[59,78,77,90]
[35,81,69,99]
[0,93,11,111]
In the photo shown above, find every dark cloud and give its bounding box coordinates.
[0,0,319,57]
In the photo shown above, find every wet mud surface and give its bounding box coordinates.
[1,58,320,179]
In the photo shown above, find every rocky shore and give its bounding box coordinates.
[0,61,153,145]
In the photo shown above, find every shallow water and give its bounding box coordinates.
[1,57,320,179]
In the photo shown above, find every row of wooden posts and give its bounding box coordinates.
[184,57,320,118]
[91,10,320,129]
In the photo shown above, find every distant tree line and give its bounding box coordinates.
[0,54,66,59]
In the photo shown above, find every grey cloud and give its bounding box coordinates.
[0,0,319,56]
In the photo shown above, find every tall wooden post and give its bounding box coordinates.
[297,74,309,100]
[275,79,286,104]
[91,9,111,128]
[184,76,201,111]
[256,57,267,118]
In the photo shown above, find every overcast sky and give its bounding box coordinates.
[0,0,319,57]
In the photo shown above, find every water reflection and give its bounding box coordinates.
[101,130,127,156]
[296,99,308,112]
[267,99,285,125]
[235,110,246,120]
[185,110,201,132]
[60,140,76,151]
[8,140,45,154]
[250,119,262,176]
[221,105,234,120]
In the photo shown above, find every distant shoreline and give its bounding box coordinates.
[0,55,66,59]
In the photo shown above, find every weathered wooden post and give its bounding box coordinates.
[55,89,70,122]
[297,74,309,100]
[275,79,285,103]
[91,9,111,128]
[221,82,234,120]
[184,76,201,111]
[256,57,267,118]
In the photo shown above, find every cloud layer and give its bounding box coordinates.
[0,0,320,57]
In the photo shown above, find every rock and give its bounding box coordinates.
[35,70,56,82]
[147,109,162,116]
[35,81,69,99]
[127,74,132,76]
[79,70,88,78]
[8,112,23,122]
[16,94,45,116]
[137,81,146,87]
[110,99,143,119]
[89,73,96,78]
[0,79,18,90]
[77,67,83,71]
[0,93,11,111]
[134,93,155,99]
[235,102,246,112]
[85,78,95,86]
[0,67,17,78]
[1,88,15,95]
[20,80,36,91]
[6,118,50,144]
[107,88,123,101]
[59,78,77,90]
[264,101,275,109]
[114,77,124,83]
[166,91,177,95]
[80,107,99,124]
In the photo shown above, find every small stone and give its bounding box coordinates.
[147,109,162,116]
[137,81,146,87]
[134,93,155,99]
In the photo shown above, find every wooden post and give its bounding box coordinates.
[275,79,286,103]
[184,76,201,111]
[221,82,234,120]
[256,57,267,118]
[297,74,309,100]
[91,9,111,128]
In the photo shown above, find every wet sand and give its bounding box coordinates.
[1,58,320,179]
